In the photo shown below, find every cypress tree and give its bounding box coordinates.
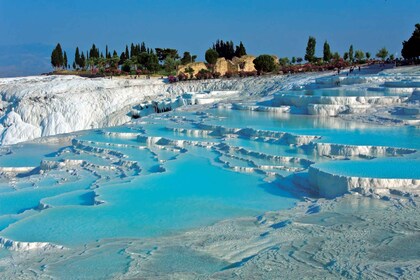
[119,52,126,65]
[51,43,64,69]
[141,42,146,53]
[80,52,86,69]
[89,44,99,59]
[63,51,68,69]
[323,41,332,62]
[305,36,316,62]
[235,41,247,58]
[130,43,135,58]
[125,45,130,59]
[349,45,354,62]
[106,45,110,59]
[51,49,57,68]
[75,47,81,68]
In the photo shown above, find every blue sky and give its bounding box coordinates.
[0,0,419,76]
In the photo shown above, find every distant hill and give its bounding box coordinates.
[0,44,52,77]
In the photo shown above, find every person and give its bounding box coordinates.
[358,66,361,71]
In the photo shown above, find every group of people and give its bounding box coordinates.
[336,65,362,76]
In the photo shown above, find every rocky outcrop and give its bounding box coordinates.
[214,58,238,76]
[176,62,208,77]
[232,55,257,72]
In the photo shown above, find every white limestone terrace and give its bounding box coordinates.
[0,73,320,146]
[0,65,419,146]
[0,99,418,279]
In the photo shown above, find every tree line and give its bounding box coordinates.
[51,23,419,76]
[51,42,199,75]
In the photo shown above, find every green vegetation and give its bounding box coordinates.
[304,36,316,62]
[349,45,354,62]
[401,23,420,60]
[51,23,417,80]
[235,42,247,58]
[253,55,276,73]
[323,41,332,62]
[376,47,389,60]
[354,50,365,62]
[51,43,64,69]
[212,40,247,59]
[205,48,219,65]
[180,52,197,65]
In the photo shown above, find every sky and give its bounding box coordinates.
[0,0,419,77]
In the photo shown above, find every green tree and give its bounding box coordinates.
[354,50,365,61]
[89,44,99,59]
[51,43,64,69]
[155,48,179,62]
[291,57,296,64]
[80,52,86,69]
[389,54,395,60]
[323,41,332,62]
[349,45,354,62]
[366,52,371,60]
[253,55,276,73]
[110,53,120,70]
[63,51,68,69]
[376,47,389,60]
[235,41,247,57]
[212,40,236,60]
[140,42,147,53]
[305,36,316,62]
[401,23,420,59]
[180,52,193,65]
[144,53,159,72]
[164,56,180,75]
[125,45,130,59]
[343,52,349,61]
[72,62,76,70]
[122,61,131,73]
[106,45,110,58]
[296,57,303,64]
[74,47,81,68]
[205,48,219,65]
[279,57,290,66]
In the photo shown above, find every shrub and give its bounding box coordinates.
[195,69,213,80]
[168,75,178,83]
[253,55,276,73]
[177,73,188,81]
[121,64,130,73]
